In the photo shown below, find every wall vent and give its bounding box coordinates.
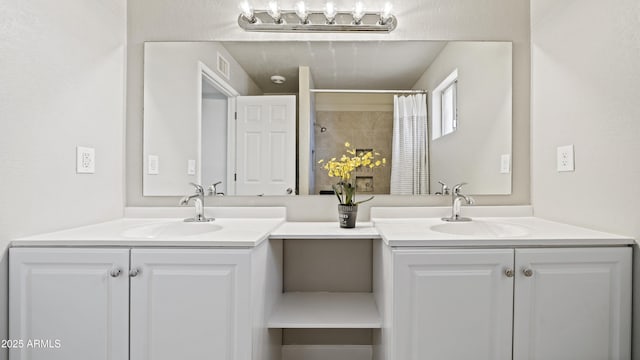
[217,52,230,79]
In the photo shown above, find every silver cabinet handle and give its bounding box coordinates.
[523,268,534,277]
[504,268,514,278]
[109,267,122,278]
[129,268,140,277]
[286,188,293,194]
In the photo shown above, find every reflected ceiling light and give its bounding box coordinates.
[239,1,256,23]
[352,2,366,25]
[270,75,286,84]
[295,1,309,24]
[267,1,282,24]
[324,2,338,24]
[237,1,397,32]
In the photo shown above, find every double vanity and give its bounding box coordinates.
[8,207,634,360]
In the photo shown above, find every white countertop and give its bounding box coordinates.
[10,207,635,248]
[373,217,635,247]
[270,222,380,239]
[13,207,287,248]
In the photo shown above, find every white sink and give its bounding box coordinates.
[430,220,530,237]
[121,221,223,239]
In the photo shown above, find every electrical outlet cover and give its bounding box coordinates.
[557,145,575,172]
[76,146,95,174]
[187,159,196,175]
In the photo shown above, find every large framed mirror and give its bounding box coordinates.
[143,41,512,196]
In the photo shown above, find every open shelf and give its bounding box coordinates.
[268,292,381,329]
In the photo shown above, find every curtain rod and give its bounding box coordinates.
[310,89,428,94]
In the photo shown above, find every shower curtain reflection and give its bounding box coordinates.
[390,94,429,195]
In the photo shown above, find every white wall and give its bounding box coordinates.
[142,42,261,196]
[530,0,640,357]
[0,1,127,358]
[127,0,531,212]
[413,42,512,194]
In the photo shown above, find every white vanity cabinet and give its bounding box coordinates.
[384,246,632,360]
[9,247,259,360]
[9,248,130,360]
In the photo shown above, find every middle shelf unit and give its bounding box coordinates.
[268,222,383,330]
[268,292,381,329]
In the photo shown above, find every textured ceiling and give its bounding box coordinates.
[221,41,447,93]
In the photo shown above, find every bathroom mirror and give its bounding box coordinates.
[143,41,512,196]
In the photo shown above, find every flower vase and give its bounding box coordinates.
[338,204,358,228]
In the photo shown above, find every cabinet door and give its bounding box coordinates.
[130,249,251,360]
[9,248,129,360]
[393,249,514,360]
[513,247,632,360]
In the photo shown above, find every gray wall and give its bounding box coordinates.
[529,0,640,357]
[0,0,127,358]
[127,0,531,216]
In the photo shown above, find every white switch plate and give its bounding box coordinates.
[76,146,95,174]
[500,154,511,173]
[148,155,159,175]
[557,145,575,172]
[187,159,196,175]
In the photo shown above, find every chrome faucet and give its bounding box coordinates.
[179,183,214,222]
[442,183,475,222]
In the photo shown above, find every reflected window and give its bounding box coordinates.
[432,69,458,140]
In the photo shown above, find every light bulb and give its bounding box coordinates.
[324,2,337,24]
[379,2,393,24]
[267,1,282,23]
[352,1,365,24]
[239,1,256,23]
[295,1,309,24]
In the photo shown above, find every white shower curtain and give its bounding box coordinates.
[390,94,429,195]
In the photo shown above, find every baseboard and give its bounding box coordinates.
[281,345,372,360]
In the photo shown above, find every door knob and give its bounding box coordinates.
[523,268,534,277]
[129,268,140,277]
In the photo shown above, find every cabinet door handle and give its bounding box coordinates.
[109,267,122,278]
[504,268,514,278]
[523,268,534,277]
[129,268,140,277]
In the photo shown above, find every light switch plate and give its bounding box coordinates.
[187,159,196,175]
[76,146,95,174]
[557,145,575,172]
[500,154,511,173]
[148,155,159,175]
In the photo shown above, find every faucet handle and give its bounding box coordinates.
[452,183,468,193]
[188,182,204,194]
[208,181,223,196]
[437,181,450,195]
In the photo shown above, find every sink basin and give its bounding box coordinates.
[122,221,223,239]
[430,221,530,237]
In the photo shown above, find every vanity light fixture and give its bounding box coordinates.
[239,1,257,23]
[352,2,366,25]
[237,1,397,33]
[267,1,283,24]
[295,1,310,24]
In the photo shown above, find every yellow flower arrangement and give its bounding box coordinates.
[318,142,386,205]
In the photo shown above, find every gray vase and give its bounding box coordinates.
[338,204,358,228]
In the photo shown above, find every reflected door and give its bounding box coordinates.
[235,95,296,196]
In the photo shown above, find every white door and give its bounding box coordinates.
[393,249,514,360]
[235,95,296,196]
[9,248,129,360]
[513,247,632,360]
[129,249,252,360]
